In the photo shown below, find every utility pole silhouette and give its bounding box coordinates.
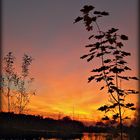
[77,113,80,121]
[72,105,75,120]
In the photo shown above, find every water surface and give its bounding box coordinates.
[40,133,129,140]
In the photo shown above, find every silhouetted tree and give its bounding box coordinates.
[15,54,35,114]
[2,52,35,113]
[62,116,72,121]
[74,5,139,139]
[2,52,17,112]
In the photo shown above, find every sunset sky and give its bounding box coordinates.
[2,0,138,122]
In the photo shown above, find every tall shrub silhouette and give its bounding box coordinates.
[2,52,16,112]
[15,54,35,114]
[74,5,139,139]
[2,52,35,113]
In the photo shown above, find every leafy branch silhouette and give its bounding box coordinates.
[74,5,139,139]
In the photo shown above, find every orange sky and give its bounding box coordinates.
[2,0,138,123]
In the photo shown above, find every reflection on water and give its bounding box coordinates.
[1,133,132,140]
[81,133,128,140]
[40,133,129,140]
[82,133,109,140]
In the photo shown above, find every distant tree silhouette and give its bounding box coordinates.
[2,52,35,113]
[74,5,139,140]
[0,112,84,139]
[2,52,16,112]
[15,54,35,114]
[62,116,72,121]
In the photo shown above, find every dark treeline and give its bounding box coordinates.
[0,112,84,139]
[0,112,137,139]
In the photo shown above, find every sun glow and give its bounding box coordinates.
[2,0,138,125]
